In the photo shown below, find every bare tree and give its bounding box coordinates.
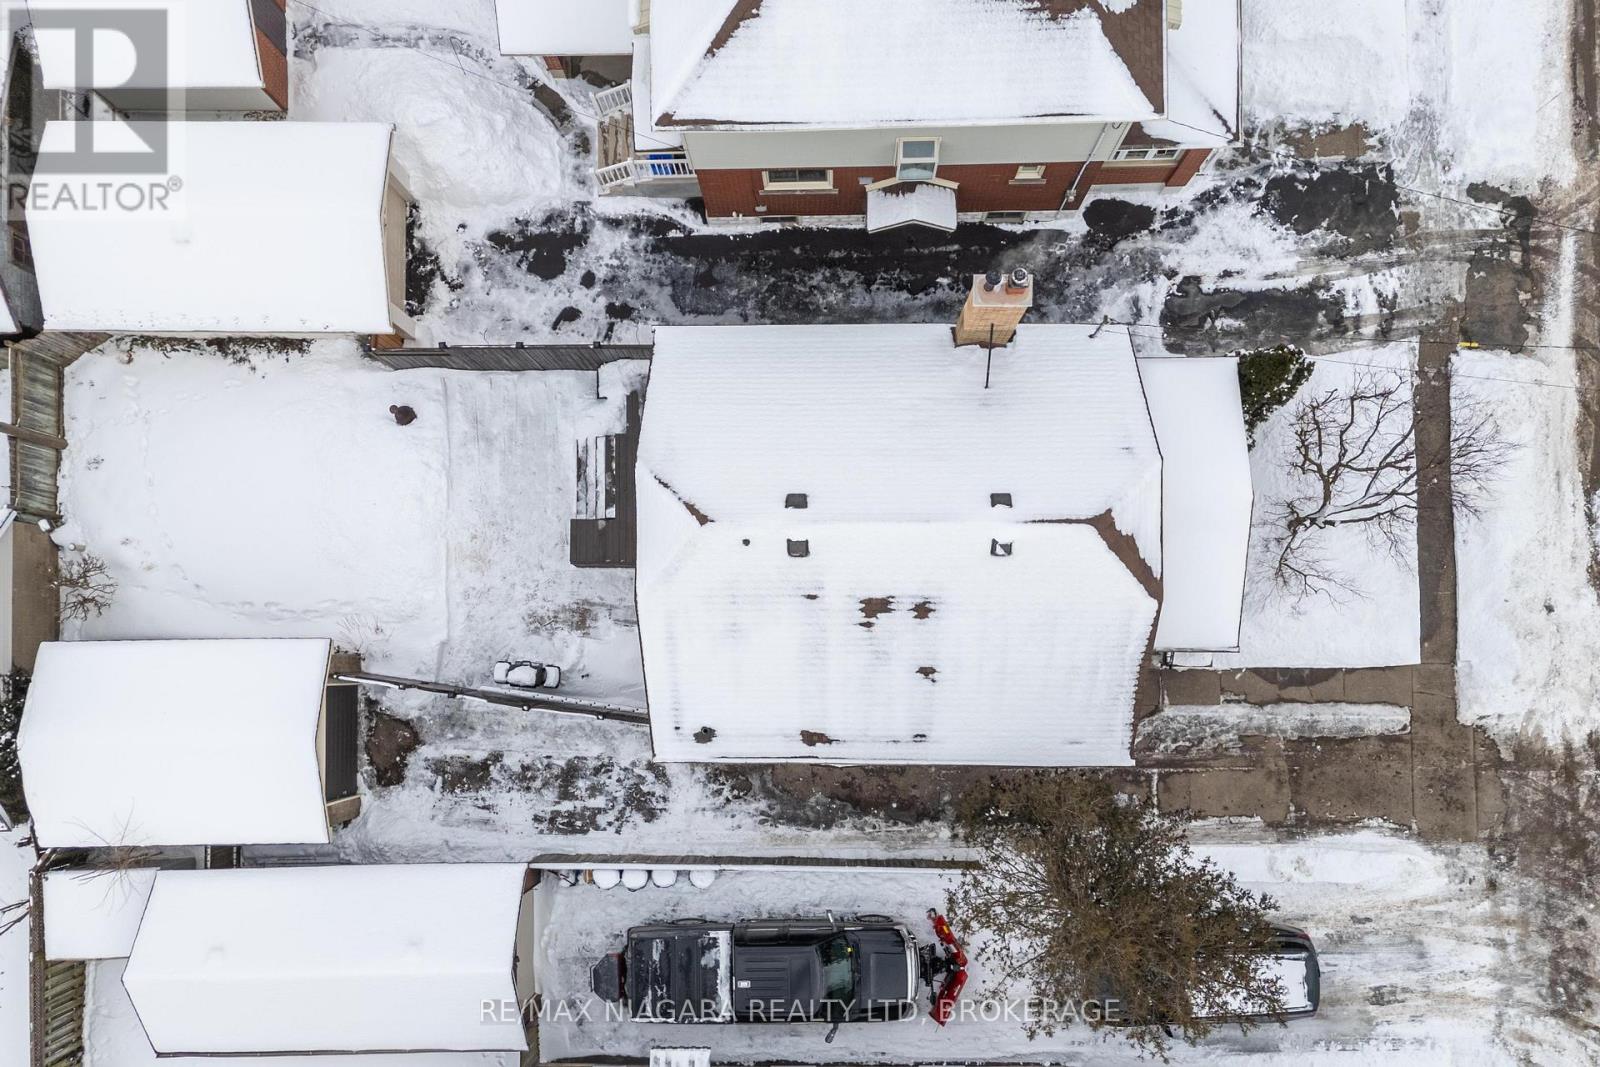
[1270,370,1508,599]
[53,553,118,622]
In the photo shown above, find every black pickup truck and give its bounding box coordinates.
[591,916,922,1024]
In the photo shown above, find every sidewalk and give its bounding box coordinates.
[1138,333,1506,842]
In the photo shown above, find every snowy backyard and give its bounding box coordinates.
[0,0,1598,1064]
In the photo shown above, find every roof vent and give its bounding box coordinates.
[990,492,1012,508]
[785,493,808,509]
[787,539,810,558]
[990,539,1013,557]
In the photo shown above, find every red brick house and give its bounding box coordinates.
[498,0,1241,228]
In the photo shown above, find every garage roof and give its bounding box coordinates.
[122,865,529,1055]
[18,638,333,848]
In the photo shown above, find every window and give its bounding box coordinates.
[762,168,833,191]
[984,211,1026,224]
[1111,146,1183,162]
[895,137,940,180]
[1012,164,1047,182]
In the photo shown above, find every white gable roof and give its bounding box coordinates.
[651,0,1160,129]
[28,121,396,334]
[43,867,157,960]
[496,0,634,55]
[637,324,1161,765]
[31,0,265,91]
[1140,356,1252,651]
[122,865,529,1055]
[18,639,333,848]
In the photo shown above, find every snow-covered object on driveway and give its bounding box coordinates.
[18,638,342,848]
[637,324,1170,765]
[31,0,289,113]
[495,659,563,689]
[27,121,414,337]
[1138,356,1252,651]
[122,864,532,1056]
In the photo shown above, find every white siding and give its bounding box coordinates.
[682,121,1125,170]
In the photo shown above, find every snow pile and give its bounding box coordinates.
[1138,703,1410,756]
[652,0,1159,127]
[1213,346,1420,668]
[294,44,568,222]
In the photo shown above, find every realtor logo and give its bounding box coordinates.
[26,6,173,174]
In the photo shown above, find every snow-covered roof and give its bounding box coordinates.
[43,868,157,960]
[1139,0,1241,146]
[1139,357,1252,651]
[28,121,397,334]
[122,865,530,1055]
[18,639,334,848]
[637,324,1162,765]
[31,0,266,90]
[865,181,958,233]
[495,0,634,55]
[650,0,1165,129]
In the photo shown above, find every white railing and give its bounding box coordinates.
[595,156,696,191]
[594,81,633,118]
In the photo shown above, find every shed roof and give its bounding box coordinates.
[18,639,333,848]
[43,868,157,961]
[650,0,1165,129]
[28,121,396,334]
[496,0,634,55]
[1139,356,1253,651]
[31,0,265,91]
[636,324,1162,765]
[122,865,530,1055]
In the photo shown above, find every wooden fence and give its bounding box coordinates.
[7,332,106,523]
[29,861,86,1067]
[364,344,652,372]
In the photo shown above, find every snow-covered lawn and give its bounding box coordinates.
[1244,0,1574,189]
[1211,346,1421,669]
[529,827,1570,1064]
[55,340,645,703]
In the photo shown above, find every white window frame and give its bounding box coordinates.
[895,137,941,180]
[761,168,834,192]
[1110,146,1183,163]
[1012,164,1047,182]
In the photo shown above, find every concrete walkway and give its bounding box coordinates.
[1138,332,1505,842]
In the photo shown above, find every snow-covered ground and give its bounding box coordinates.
[54,340,645,703]
[1244,0,1574,190]
[1453,324,1600,744]
[1212,346,1421,669]
[528,826,1581,1065]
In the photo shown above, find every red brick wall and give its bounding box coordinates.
[698,150,1213,220]
[256,30,288,110]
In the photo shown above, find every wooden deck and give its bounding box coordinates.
[570,390,641,568]
[598,109,634,172]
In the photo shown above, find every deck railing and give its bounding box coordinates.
[594,80,633,118]
[595,155,695,191]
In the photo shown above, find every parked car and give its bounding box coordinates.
[1103,923,1321,1027]
[493,660,561,689]
[592,914,957,1031]
[1205,924,1320,1021]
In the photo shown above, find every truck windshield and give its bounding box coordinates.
[818,935,856,1002]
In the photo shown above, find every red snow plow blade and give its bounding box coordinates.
[926,909,968,1026]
